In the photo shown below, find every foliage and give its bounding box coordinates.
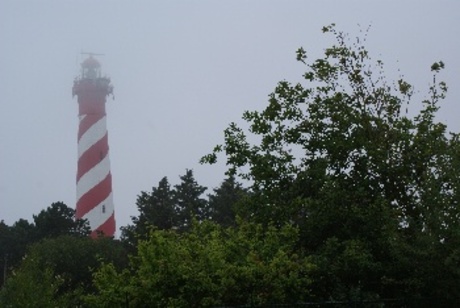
[122,172,247,249]
[0,202,91,288]
[202,24,460,301]
[121,177,175,247]
[208,174,248,227]
[173,169,208,230]
[121,170,209,247]
[0,235,128,306]
[88,220,314,307]
[0,261,60,307]
[33,201,91,238]
[0,218,35,287]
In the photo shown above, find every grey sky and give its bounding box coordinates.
[1,1,459,234]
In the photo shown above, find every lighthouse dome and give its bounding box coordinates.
[81,56,101,79]
[82,56,101,68]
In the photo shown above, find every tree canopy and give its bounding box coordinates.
[33,201,90,238]
[0,202,90,289]
[201,24,460,301]
[121,169,246,247]
[1,235,128,306]
[88,220,314,307]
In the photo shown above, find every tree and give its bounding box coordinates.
[0,235,128,306]
[87,221,314,307]
[0,218,35,287]
[173,169,208,230]
[33,201,90,238]
[121,177,176,246]
[0,261,60,307]
[1,203,90,290]
[208,174,247,227]
[202,24,460,301]
[0,220,10,288]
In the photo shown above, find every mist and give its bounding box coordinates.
[1,1,459,234]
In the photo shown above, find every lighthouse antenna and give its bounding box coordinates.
[81,51,105,57]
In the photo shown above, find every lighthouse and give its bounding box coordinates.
[72,55,115,237]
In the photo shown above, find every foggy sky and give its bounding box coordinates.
[1,1,459,235]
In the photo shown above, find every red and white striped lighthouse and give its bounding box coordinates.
[72,56,115,237]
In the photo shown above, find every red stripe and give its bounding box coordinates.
[78,114,104,141]
[77,133,109,181]
[91,212,116,238]
[76,173,112,218]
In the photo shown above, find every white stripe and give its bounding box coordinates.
[77,154,111,200]
[82,192,114,231]
[78,116,107,159]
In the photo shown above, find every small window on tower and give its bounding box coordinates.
[102,205,106,213]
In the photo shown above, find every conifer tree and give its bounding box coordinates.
[173,169,208,230]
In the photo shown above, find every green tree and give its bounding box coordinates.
[1,203,90,289]
[0,220,10,288]
[208,174,247,227]
[0,235,128,306]
[33,201,90,238]
[87,220,314,307]
[0,218,35,287]
[202,24,460,301]
[0,261,60,307]
[121,177,176,247]
[173,169,208,230]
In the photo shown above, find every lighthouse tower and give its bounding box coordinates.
[72,56,115,237]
